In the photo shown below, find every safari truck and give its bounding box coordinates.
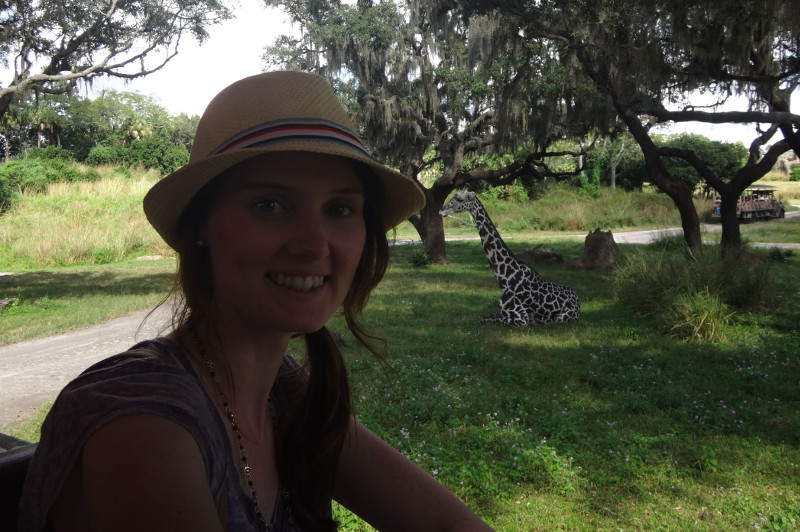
[711,184,785,222]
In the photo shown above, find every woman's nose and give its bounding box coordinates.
[285,216,330,258]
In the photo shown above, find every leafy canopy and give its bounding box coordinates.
[0,0,232,120]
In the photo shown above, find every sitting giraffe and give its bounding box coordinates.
[440,190,580,327]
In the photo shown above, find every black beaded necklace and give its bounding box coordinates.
[189,327,270,530]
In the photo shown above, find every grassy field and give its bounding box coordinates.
[0,259,175,345]
[321,241,800,531]
[1,174,799,530]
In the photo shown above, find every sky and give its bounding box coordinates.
[89,0,290,117]
[87,1,787,148]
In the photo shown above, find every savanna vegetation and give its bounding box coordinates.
[2,0,800,528]
[1,164,798,530]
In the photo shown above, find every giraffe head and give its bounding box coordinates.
[439,190,478,216]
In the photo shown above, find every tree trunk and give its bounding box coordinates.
[407,185,454,265]
[423,186,453,265]
[718,190,742,253]
[672,191,703,255]
[610,159,617,190]
[610,99,703,256]
[569,229,625,270]
[424,205,447,265]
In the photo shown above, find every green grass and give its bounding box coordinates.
[391,184,699,242]
[3,240,799,531]
[443,184,704,234]
[2,175,799,530]
[321,242,800,530]
[304,241,800,530]
[739,216,800,245]
[0,259,175,346]
[6,402,52,442]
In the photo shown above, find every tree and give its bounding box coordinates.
[0,0,232,122]
[463,0,800,255]
[9,90,183,161]
[264,0,610,263]
[166,113,201,152]
[661,134,748,195]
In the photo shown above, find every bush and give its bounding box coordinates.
[24,146,73,161]
[112,165,132,179]
[662,289,733,341]
[790,166,800,182]
[0,157,100,196]
[408,248,431,267]
[612,242,772,341]
[87,137,189,175]
[87,144,126,167]
[0,174,14,211]
[126,136,189,175]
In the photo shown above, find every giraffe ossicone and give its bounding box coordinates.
[440,190,580,327]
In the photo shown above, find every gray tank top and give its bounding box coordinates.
[18,338,306,531]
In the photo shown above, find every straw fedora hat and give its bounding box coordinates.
[143,70,425,250]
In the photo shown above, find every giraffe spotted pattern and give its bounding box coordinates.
[440,190,580,327]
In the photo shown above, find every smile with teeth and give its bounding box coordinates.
[269,273,326,292]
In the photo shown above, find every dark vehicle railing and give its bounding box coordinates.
[0,433,36,530]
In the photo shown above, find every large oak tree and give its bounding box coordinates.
[464,0,800,254]
[264,0,610,263]
[0,0,232,122]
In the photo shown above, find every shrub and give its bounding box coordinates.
[408,248,431,267]
[87,144,125,167]
[126,136,189,175]
[24,146,73,161]
[791,166,800,182]
[768,247,794,262]
[473,180,530,203]
[0,157,100,195]
[612,242,772,340]
[113,165,132,179]
[0,174,14,211]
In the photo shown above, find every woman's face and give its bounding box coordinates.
[201,152,367,338]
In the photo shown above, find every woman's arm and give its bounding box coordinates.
[51,414,223,532]
[334,418,494,532]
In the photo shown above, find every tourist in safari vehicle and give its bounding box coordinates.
[17,71,494,532]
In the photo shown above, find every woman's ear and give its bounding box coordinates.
[195,218,209,248]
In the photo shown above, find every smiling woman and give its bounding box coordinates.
[17,71,494,532]
[198,153,368,338]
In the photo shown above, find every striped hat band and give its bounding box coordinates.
[210,118,371,158]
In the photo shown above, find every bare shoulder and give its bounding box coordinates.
[51,415,222,532]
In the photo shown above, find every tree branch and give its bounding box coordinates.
[651,107,800,126]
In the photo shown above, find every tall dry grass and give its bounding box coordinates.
[475,184,710,233]
[0,169,173,268]
[762,170,800,201]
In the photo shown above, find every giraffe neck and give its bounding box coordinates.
[469,198,540,284]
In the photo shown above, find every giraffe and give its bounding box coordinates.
[440,190,580,327]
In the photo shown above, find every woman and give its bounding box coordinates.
[18,72,494,531]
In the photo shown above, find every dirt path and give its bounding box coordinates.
[0,306,171,430]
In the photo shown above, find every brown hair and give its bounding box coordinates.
[169,157,389,531]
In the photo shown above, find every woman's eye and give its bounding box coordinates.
[327,204,357,217]
[256,200,283,213]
